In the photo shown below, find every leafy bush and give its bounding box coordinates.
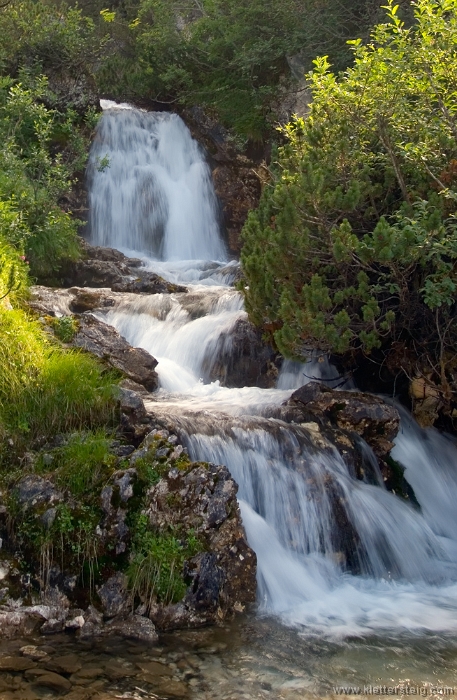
[241,0,457,389]
[0,77,92,279]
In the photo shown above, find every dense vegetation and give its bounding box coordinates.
[241,0,457,403]
[101,0,391,140]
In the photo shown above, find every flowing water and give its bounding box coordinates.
[22,100,457,697]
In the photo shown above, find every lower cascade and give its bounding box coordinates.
[89,101,457,639]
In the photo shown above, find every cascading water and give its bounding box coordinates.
[88,100,227,262]
[88,101,457,641]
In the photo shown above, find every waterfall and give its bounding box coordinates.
[88,101,227,262]
[88,103,457,639]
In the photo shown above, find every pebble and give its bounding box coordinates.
[0,656,36,672]
[32,670,72,692]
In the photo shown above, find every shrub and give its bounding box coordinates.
[241,0,457,389]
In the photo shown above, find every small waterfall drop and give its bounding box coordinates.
[88,101,227,262]
[88,103,457,639]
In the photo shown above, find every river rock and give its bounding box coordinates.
[288,381,400,459]
[72,314,159,391]
[32,671,72,693]
[203,317,281,388]
[61,241,186,294]
[97,572,130,619]
[104,615,158,643]
[27,286,159,392]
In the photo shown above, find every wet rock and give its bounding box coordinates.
[0,611,43,639]
[62,241,186,294]
[119,387,147,423]
[20,646,50,661]
[112,275,186,295]
[105,615,158,643]
[203,317,281,388]
[67,259,129,288]
[289,381,400,459]
[44,653,82,675]
[32,671,72,693]
[78,605,103,639]
[69,289,113,313]
[72,314,158,391]
[97,572,130,619]
[0,656,36,671]
[40,618,66,635]
[144,461,256,629]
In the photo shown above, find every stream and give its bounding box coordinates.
[3,101,457,700]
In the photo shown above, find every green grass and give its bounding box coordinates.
[127,515,202,607]
[0,305,118,453]
[37,429,116,497]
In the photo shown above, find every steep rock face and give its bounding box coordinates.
[144,460,256,629]
[183,107,262,255]
[212,164,261,255]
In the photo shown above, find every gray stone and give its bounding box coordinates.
[105,615,158,643]
[16,476,63,509]
[97,572,129,619]
[72,314,159,392]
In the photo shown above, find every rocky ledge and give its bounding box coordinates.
[29,286,160,393]
[0,391,256,642]
[60,241,187,294]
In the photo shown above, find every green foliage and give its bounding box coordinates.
[98,0,384,140]
[241,0,457,379]
[0,0,108,105]
[0,235,28,303]
[0,76,93,279]
[37,430,116,497]
[51,315,79,343]
[128,513,202,606]
[0,306,118,452]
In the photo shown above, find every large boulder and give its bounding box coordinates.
[72,314,159,392]
[288,381,400,460]
[61,242,186,294]
[144,458,257,629]
[0,418,256,639]
[203,317,281,388]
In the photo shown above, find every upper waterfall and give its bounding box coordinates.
[87,101,227,262]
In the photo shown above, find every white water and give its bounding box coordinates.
[88,101,227,262]
[89,102,457,640]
